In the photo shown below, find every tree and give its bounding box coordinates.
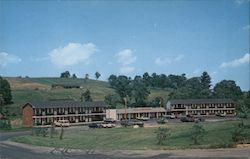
[213,80,242,101]
[142,72,152,87]
[232,121,250,144]
[113,75,132,103]
[200,71,211,89]
[170,77,202,99]
[95,71,101,80]
[200,71,212,98]
[108,74,117,87]
[155,127,171,145]
[190,124,205,145]
[131,79,150,106]
[84,74,89,80]
[72,74,77,79]
[104,94,120,109]
[81,89,92,102]
[60,71,70,78]
[0,77,12,105]
[168,74,187,89]
[150,97,164,107]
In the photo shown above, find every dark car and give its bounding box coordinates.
[88,123,101,128]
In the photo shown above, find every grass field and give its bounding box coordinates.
[12,120,249,150]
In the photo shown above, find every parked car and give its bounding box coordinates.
[136,116,150,121]
[157,118,168,124]
[88,123,101,128]
[104,118,116,123]
[54,120,70,127]
[101,123,116,128]
[180,115,205,123]
[163,114,176,119]
[216,113,226,117]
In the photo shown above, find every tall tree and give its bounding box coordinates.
[0,77,12,105]
[72,74,77,79]
[142,72,152,86]
[104,94,120,109]
[170,77,202,99]
[95,71,101,80]
[168,74,187,89]
[113,75,132,103]
[108,74,117,87]
[84,74,89,80]
[131,79,150,106]
[60,71,70,78]
[213,80,242,101]
[200,71,212,98]
[200,71,211,89]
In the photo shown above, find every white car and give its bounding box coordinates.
[101,123,116,128]
[54,120,70,127]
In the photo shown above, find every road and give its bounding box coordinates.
[0,130,250,159]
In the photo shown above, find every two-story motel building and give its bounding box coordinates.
[166,99,236,117]
[22,101,107,127]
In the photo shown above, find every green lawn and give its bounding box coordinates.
[12,120,249,150]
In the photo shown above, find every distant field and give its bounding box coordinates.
[12,120,248,150]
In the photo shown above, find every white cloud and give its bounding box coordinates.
[211,71,218,76]
[30,57,49,62]
[115,49,137,74]
[155,57,171,65]
[155,54,184,65]
[49,42,97,68]
[174,54,185,62]
[115,49,136,66]
[235,0,250,5]
[220,53,250,68]
[0,52,21,68]
[242,25,250,30]
[193,68,201,75]
[120,66,135,74]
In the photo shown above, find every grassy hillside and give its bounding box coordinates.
[3,77,171,125]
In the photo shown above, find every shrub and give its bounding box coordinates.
[232,121,250,144]
[32,127,48,137]
[190,124,205,145]
[0,119,11,130]
[155,127,171,145]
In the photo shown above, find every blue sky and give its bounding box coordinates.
[0,0,249,91]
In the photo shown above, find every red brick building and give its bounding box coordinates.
[22,101,107,127]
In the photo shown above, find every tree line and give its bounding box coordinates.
[60,71,101,80]
[107,72,249,111]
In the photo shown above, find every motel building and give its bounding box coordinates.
[22,101,107,127]
[106,107,166,121]
[166,99,236,117]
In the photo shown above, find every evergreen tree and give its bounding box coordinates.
[95,71,101,80]
[0,77,12,104]
[72,74,77,79]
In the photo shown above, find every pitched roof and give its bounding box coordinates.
[116,107,166,114]
[168,99,234,104]
[24,101,108,108]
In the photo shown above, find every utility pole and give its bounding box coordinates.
[124,96,127,121]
